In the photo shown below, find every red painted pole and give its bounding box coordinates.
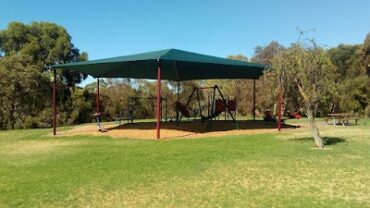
[277,88,282,131]
[253,79,256,121]
[176,81,180,122]
[53,68,57,135]
[156,61,161,139]
[96,78,100,114]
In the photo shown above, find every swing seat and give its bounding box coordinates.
[175,101,191,117]
[93,112,102,117]
[94,112,108,132]
[201,111,222,120]
[263,111,276,122]
[215,99,226,113]
[228,99,237,111]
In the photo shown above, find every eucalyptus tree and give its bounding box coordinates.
[272,41,335,148]
[0,21,88,128]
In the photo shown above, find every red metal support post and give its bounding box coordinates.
[52,68,57,135]
[253,79,256,121]
[176,81,180,122]
[156,61,161,139]
[96,78,100,114]
[277,88,282,131]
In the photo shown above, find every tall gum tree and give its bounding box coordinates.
[0,21,88,128]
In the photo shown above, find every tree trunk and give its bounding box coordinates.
[307,109,324,148]
[10,103,15,129]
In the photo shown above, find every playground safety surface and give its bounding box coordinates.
[57,120,298,139]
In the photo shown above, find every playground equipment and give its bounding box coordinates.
[94,112,107,132]
[93,78,107,132]
[288,112,302,119]
[51,49,265,139]
[263,110,276,122]
[176,85,238,130]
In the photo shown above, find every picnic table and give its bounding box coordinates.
[325,113,359,126]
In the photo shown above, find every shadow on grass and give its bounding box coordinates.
[109,120,298,133]
[290,137,346,146]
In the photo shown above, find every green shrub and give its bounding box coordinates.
[24,116,39,129]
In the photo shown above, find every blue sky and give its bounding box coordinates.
[1,0,369,85]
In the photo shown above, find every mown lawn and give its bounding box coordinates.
[0,119,369,207]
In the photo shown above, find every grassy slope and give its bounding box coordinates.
[0,119,369,207]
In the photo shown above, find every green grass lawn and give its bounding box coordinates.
[0,119,369,207]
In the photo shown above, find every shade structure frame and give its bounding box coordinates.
[52,68,57,135]
[51,49,265,81]
[156,60,161,139]
[50,48,267,138]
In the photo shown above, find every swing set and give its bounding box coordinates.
[175,85,238,130]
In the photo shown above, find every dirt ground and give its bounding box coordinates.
[57,120,299,139]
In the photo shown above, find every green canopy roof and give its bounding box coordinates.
[52,49,265,81]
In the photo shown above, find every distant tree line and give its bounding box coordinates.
[0,21,369,130]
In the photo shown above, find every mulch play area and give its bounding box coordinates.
[58,120,298,139]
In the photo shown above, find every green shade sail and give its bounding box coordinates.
[52,49,265,81]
